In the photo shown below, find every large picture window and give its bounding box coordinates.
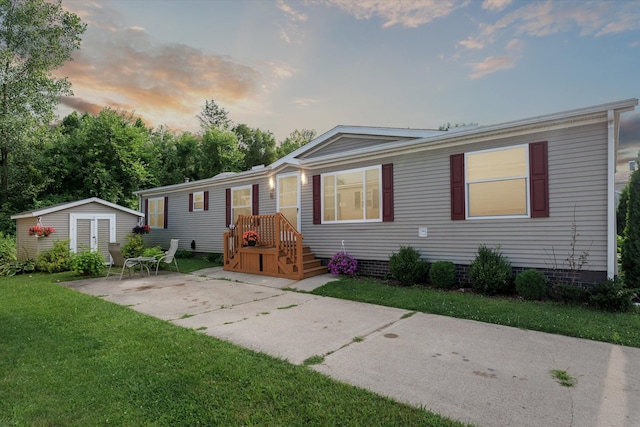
[148,197,165,228]
[466,145,528,218]
[322,166,381,223]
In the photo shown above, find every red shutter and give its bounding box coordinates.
[163,196,168,229]
[252,184,259,215]
[450,154,465,220]
[144,199,149,225]
[188,193,193,212]
[529,141,549,218]
[225,188,231,227]
[312,175,321,224]
[382,163,394,222]
[204,191,209,211]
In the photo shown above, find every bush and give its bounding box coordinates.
[429,261,457,289]
[548,283,588,305]
[36,239,72,273]
[588,279,637,312]
[207,253,224,264]
[515,269,547,300]
[142,246,164,258]
[71,249,105,276]
[0,259,36,276]
[327,252,358,276]
[622,168,640,288]
[468,245,513,295]
[389,246,429,286]
[175,249,195,259]
[121,234,145,258]
[0,232,17,263]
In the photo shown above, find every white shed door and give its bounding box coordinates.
[69,214,116,262]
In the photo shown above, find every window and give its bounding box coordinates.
[147,197,165,228]
[231,186,252,222]
[321,166,381,223]
[466,145,528,218]
[189,191,208,212]
[450,141,548,220]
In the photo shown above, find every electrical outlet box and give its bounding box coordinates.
[418,227,428,237]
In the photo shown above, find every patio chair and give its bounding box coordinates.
[106,242,141,280]
[154,239,180,275]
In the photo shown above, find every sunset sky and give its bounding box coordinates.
[56,0,640,169]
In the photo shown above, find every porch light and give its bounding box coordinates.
[269,177,275,190]
[301,173,307,185]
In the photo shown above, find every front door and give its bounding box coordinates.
[277,173,300,231]
[69,214,116,262]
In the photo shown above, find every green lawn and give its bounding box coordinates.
[0,273,465,427]
[312,277,640,348]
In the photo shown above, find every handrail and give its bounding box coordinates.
[223,213,303,276]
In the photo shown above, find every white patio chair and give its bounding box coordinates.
[154,239,180,275]
[106,242,142,280]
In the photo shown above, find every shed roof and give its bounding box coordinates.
[11,197,144,220]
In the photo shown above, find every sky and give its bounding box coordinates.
[56,0,640,170]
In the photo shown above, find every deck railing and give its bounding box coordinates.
[223,213,303,276]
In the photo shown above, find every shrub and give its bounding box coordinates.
[327,252,358,276]
[36,239,72,273]
[588,279,637,312]
[207,253,224,264]
[429,261,457,289]
[0,232,17,263]
[622,168,640,288]
[515,269,547,300]
[0,259,36,276]
[468,245,513,295]
[175,249,195,259]
[142,246,164,258]
[388,246,428,286]
[71,249,105,276]
[121,234,145,258]
[548,283,588,305]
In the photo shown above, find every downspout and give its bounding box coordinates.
[606,109,618,279]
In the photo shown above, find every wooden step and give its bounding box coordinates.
[303,265,329,279]
[303,259,322,269]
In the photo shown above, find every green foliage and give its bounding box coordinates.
[175,249,195,259]
[0,232,17,263]
[234,124,277,169]
[617,183,629,236]
[35,239,71,273]
[121,234,145,258]
[70,248,105,276]
[198,127,244,177]
[0,259,36,276]
[207,253,224,264]
[622,169,640,288]
[275,129,316,159]
[468,245,513,295]
[388,246,429,286]
[515,269,548,300]
[142,246,164,258]
[588,279,637,312]
[429,261,457,289]
[548,283,588,305]
[197,99,232,130]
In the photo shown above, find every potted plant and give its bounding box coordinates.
[132,224,151,234]
[243,230,259,246]
[28,225,56,238]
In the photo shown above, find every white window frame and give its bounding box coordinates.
[192,191,204,212]
[231,185,252,222]
[148,197,165,228]
[321,165,382,224]
[465,144,530,220]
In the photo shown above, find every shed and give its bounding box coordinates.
[11,197,144,261]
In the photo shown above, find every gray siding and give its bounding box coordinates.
[142,176,277,253]
[300,136,412,159]
[15,201,141,260]
[299,122,609,273]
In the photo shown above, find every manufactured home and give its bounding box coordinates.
[135,99,638,284]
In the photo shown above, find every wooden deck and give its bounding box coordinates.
[223,214,326,280]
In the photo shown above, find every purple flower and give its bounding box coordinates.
[327,252,358,276]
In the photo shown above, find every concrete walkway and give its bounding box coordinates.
[63,268,640,427]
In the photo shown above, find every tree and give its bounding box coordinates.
[197,99,232,131]
[621,168,640,288]
[198,127,244,178]
[234,123,276,169]
[276,128,316,159]
[617,183,629,236]
[0,0,85,203]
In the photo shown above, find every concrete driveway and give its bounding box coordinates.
[63,268,640,427]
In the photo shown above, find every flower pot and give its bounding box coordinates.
[248,241,256,246]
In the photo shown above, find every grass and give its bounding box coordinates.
[550,369,576,387]
[172,256,221,274]
[312,277,640,348]
[0,273,465,427]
